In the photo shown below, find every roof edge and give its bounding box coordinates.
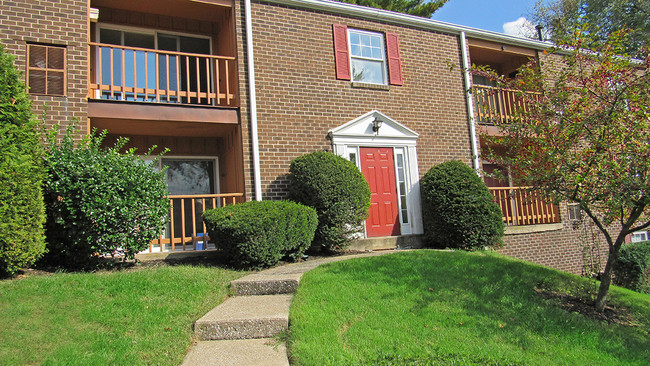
[260,0,555,50]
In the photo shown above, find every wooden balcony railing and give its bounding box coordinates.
[147,193,244,253]
[473,85,540,124]
[89,42,236,107]
[489,187,560,227]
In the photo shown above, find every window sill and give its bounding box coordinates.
[504,222,563,235]
[351,82,390,91]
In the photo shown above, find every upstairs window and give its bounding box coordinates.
[348,29,386,84]
[332,24,403,86]
[27,44,66,96]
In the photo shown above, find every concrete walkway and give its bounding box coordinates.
[181,250,394,366]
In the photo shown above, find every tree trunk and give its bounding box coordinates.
[595,258,612,312]
[594,244,620,313]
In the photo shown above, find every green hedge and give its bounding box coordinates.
[613,241,650,294]
[0,45,46,276]
[421,160,504,250]
[203,200,317,269]
[288,151,370,251]
[43,130,170,268]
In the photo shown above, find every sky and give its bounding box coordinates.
[431,0,546,37]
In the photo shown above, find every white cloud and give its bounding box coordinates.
[502,17,537,39]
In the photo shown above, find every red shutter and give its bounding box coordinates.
[385,32,403,86]
[332,24,351,80]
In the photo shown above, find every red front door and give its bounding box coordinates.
[360,147,400,237]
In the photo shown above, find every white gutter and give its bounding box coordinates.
[460,31,480,174]
[264,0,558,52]
[245,0,263,201]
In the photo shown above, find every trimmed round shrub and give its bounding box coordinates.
[0,46,46,276]
[421,160,504,250]
[613,241,650,294]
[288,151,370,251]
[43,130,170,267]
[203,200,317,269]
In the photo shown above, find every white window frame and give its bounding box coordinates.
[631,231,648,243]
[142,155,220,195]
[567,203,582,221]
[347,28,388,85]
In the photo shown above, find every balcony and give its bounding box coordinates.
[473,85,540,124]
[89,43,236,108]
[146,193,244,253]
[489,187,560,227]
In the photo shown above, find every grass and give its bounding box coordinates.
[0,263,246,366]
[289,250,650,365]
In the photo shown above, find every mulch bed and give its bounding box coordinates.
[534,288,638,327]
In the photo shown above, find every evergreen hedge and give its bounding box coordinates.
[613,241,650,294]
[42,130,170,267]
[288,151,370,251]
[0,45,46,276]
[421,160,504,250]
[203,200,317,269]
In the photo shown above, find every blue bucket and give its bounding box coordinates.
[196,233,207,250]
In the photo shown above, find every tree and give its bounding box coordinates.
[0,45,46,276]
[339,0,448,18]
[478,29,650,312]
[531,0,650,57]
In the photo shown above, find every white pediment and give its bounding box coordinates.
[329,110,418,141]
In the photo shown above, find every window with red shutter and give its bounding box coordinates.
[27,44,66,96]
[332,25,403,86]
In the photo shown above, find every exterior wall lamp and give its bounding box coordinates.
[372,117,383,133]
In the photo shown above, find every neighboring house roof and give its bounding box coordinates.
[264,0,554,50]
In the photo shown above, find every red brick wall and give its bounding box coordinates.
[233,1,610,275]
[0,0,89,137]
[497,202,608,274]
[236,1,474,200]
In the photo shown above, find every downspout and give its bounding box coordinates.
[460,31,481,174]
[245,0,263,201]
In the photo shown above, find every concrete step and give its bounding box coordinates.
[230,273,301,296]
[231,252,402,296]
[349,234,423,251]
[182,338,289,366]
[194,295,292,340]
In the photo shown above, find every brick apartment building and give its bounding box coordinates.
[0,0,619,273]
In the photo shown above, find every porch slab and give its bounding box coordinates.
[182,338,289,366]
[194,295,292,340]
[350,234,423,251]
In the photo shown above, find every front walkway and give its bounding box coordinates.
[182,250,397,365]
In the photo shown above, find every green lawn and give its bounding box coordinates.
[0,264,246,366]
[289,250,650,365]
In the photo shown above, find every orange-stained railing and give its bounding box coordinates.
[147,193,243,253]
[473,85,540,124]
[489,187,560,226]
[89,42,236,107]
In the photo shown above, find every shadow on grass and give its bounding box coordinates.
[1,249,241,280]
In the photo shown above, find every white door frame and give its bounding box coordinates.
[329,110,423,236]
